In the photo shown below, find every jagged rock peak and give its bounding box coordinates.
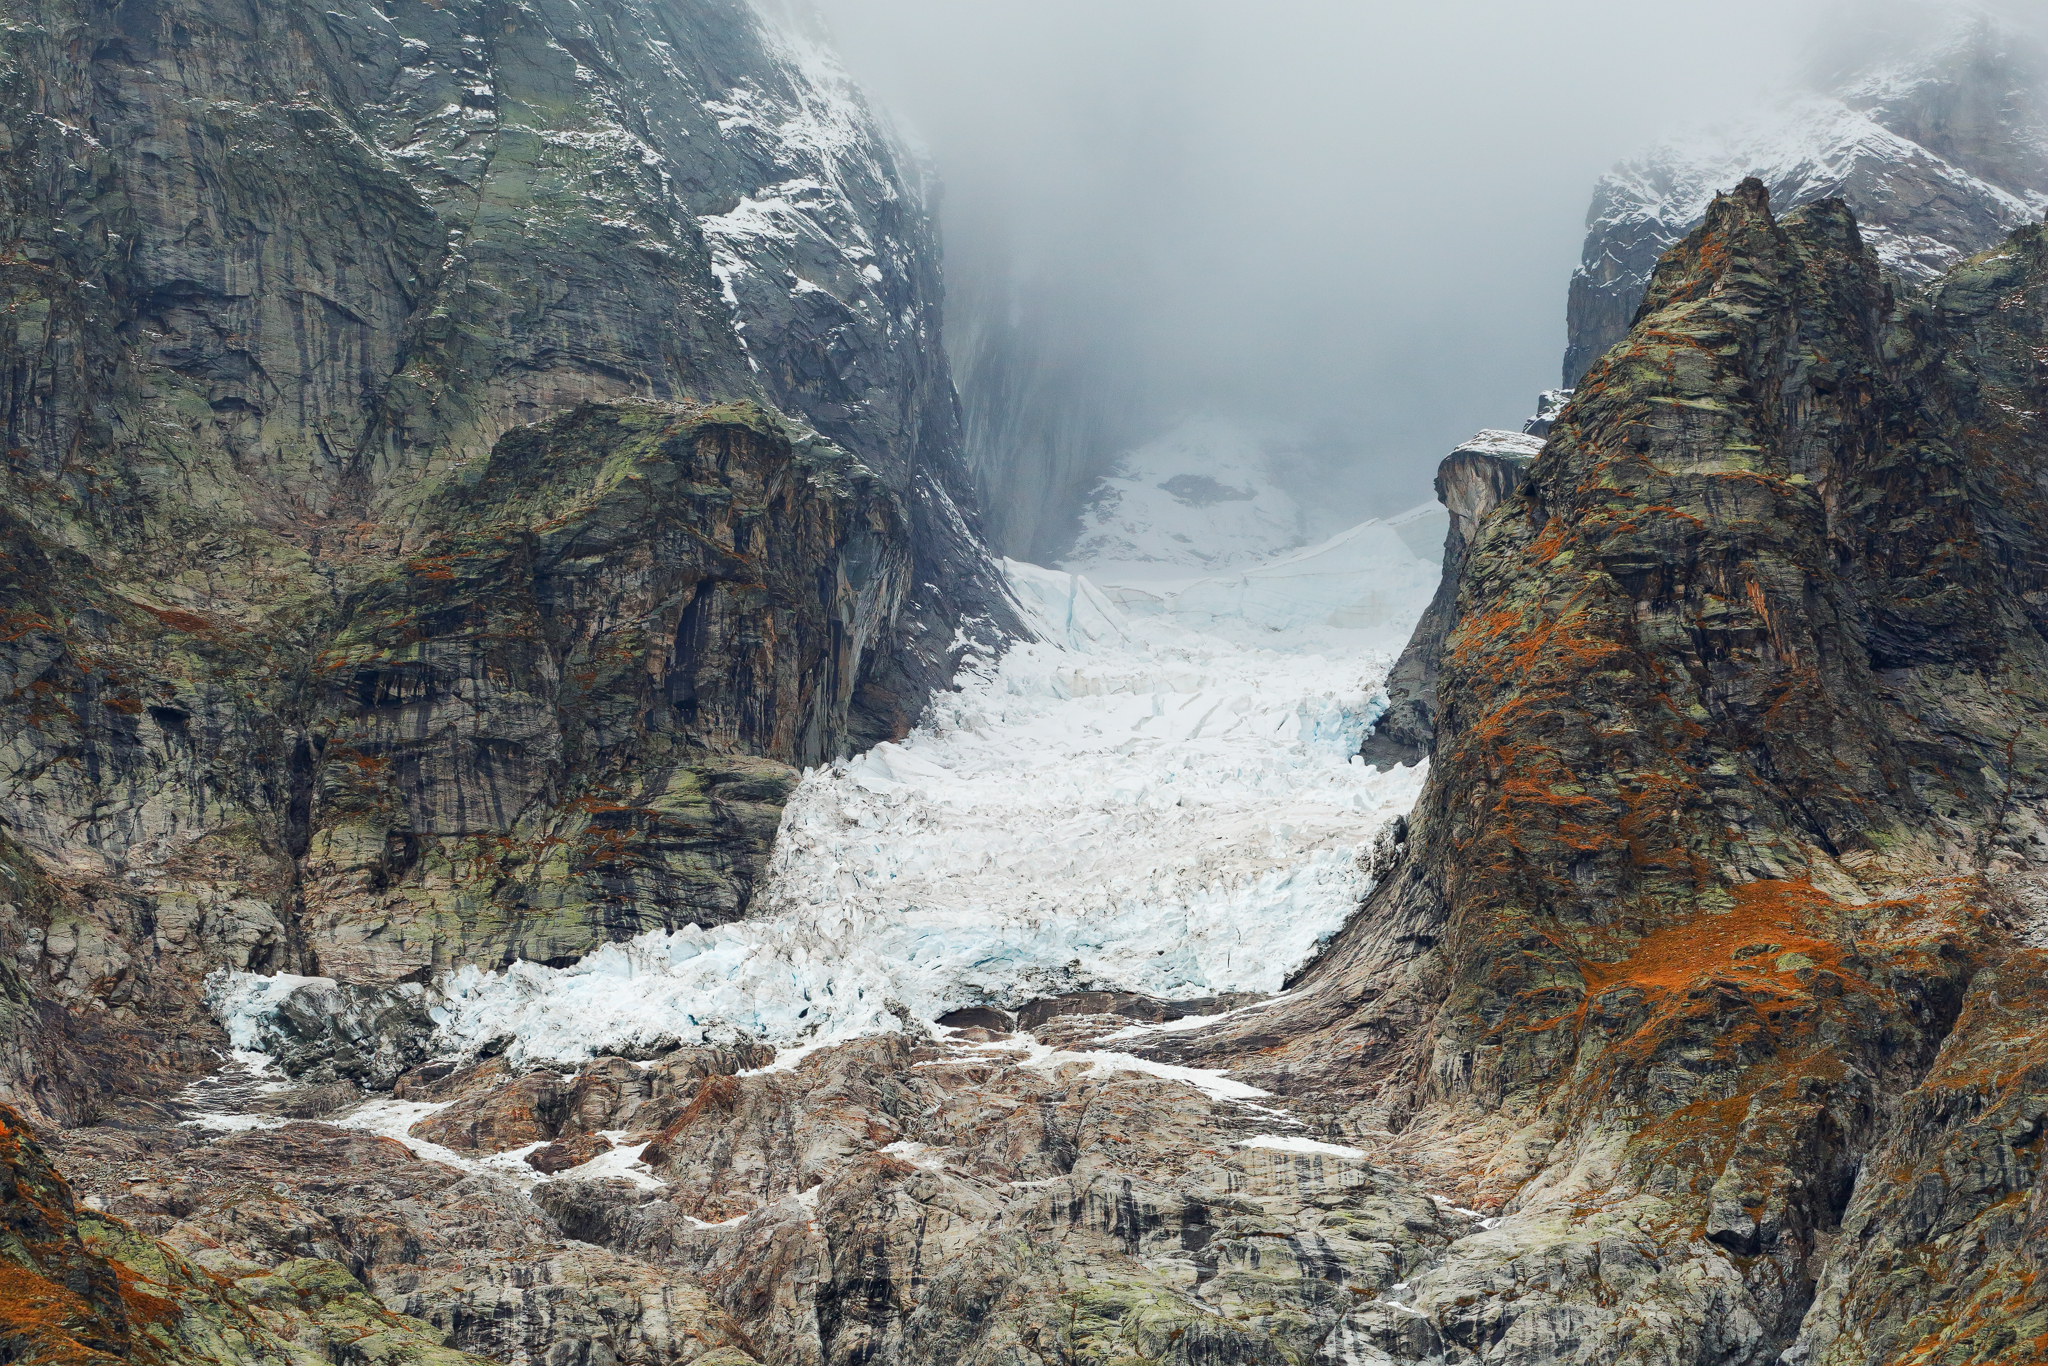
[1521,388,1572,437]
[1357,421,1545,770]
[1564,4,2048,384]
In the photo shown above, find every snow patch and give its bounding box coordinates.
[1454,429,1545,461]
[552,1133,666,1190]
[998,1038,1272,1103]
[1238,1134,1372,1160]
[183,1112,291,1134]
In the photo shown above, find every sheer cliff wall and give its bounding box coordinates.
[0,0,1014,1122]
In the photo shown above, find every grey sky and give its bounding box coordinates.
[810,0,2027,523]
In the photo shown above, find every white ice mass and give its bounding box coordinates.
[1062,415,1317,577]
[406,557,1428,1066]
[1097,502,1449,637]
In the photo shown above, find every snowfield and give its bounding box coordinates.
[1097,502,1448,636]
[1063,415,1317,575]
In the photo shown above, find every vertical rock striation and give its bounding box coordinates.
[0,0,1016,1122]
[1359,428,1540,769]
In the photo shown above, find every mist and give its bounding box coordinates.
[808,0,2043,555]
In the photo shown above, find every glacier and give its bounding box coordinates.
[214,537,1438,1069]
[1097,501,1449,637]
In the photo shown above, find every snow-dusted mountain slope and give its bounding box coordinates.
[698,5,944,471]
[1565,10,2048,384]
[1060,415,1312,576]
[216,560,1427,1066]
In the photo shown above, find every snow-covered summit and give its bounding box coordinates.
[1564,7,2048,384]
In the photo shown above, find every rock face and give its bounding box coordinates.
[10,4,2048,1364]
[1520,388,1571,438]
[248,980,436,1087]
[299,403,920,979]
[0,1103,492,1365]
[1563,13,2048,385]
[19,1024,1495,1366]
[1172,183,2048,1364]
[0,0,1017,1123]
[1358,429,1540,768]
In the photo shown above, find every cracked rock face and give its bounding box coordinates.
[8,0,2048,1362]
[44,1029,1484,1366]
[1165,184,2048,1364]
[1359,429,1540,770]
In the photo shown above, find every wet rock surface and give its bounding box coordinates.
[254,980,436,1088]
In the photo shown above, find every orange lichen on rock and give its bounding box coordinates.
[1577,877,1866,1000]
[0,1262,123,1365]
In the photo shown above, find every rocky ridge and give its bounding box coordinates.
[1358,426,1541,770]
[6,3,2048,1365]
[1564,11,2048,385]
[1169,182,2048,1364]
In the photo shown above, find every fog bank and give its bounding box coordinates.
[810,0,2043,554]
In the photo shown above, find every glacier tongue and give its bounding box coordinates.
[395,557,1427,1068]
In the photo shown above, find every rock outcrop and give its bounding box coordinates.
[1175,181,2048,1364]
[1564,12,2048,385]
[0,0,1018,1124]
[0,1103,493,1365]
[10,3,2048,1363]
[1359,428,1540,768]
[127,1029,1472,1366]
